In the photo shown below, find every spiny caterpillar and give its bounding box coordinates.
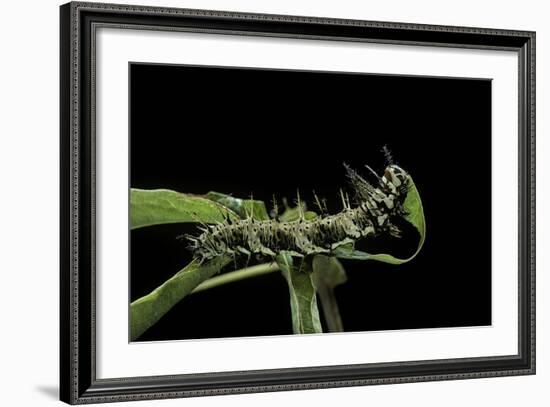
[187,160,410,263]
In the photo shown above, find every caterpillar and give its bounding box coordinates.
[187,160,410,263]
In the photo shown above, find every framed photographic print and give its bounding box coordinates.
[60,1,536,404]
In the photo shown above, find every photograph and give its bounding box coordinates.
[129,63,492,342]
[58,2,536,403]
[0,0,545,405]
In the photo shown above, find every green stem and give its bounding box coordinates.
[316,282,344,332]
[191,262,280,294]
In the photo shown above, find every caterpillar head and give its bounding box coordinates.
[382,164,410,216]
[383,165,408,190]
[345,162,408,211]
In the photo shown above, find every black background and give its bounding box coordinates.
[130,63,491,342]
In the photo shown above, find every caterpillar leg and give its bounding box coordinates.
[331,237,354,251]
[258,245,276,258]
[286,250,304,258]
[236,246,252,268]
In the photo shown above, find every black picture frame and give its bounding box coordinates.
[60,2,536,404]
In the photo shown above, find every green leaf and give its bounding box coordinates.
[311,255,347,332]
[279,205,318,222]
[276,253,322,334]
[204,191,269,220]
[312,255,348,288]
[334,174,426,264]
[130,189,237,230]
[130,256,231,341]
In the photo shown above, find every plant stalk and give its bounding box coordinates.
[316,282,344,332]
[191,262,280,294]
